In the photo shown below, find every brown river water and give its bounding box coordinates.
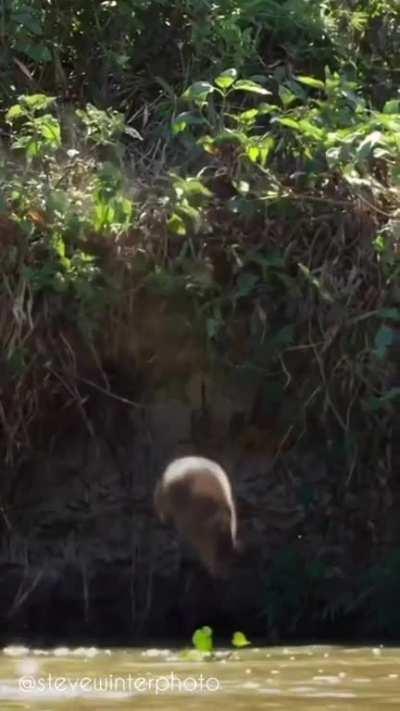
[1,644,399,709]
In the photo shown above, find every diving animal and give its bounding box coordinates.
[154,456,240,578]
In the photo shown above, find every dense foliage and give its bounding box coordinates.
[0,0,399,636]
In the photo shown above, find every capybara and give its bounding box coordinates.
[154,456,240,578]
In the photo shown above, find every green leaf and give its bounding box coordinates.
[247,146,259,163]
[356,131,384,159]
[21,94,56,111]
[18,43,52,63]
[93,200,115,231]
[54,236,65,258]
[11,135,31,151]
[232,631,251,648]
[276,117,324,141]
[215,68,238,90]
[246,137,275,167]
[26,139,42,159]
[173,177,212,199]
[192,626,213,653]
[13,10,43,35]
[176,203,202,233]
[171,112,206,135]
[213,129,246,146]
[231,80,270,95]
[375,308,400,322]
[276,117,301,130]
[296,75,325,90]
[374,325,394,359]
[183,82,215,103]
[115,195,134,223]
[350,11,368,31]
[383,99,400,115]
[238,108,259,125]
[39,116,61,146]
[297,120,325,140]
[278,86,297,108]
[198,135,216,154]
[167,213,186,235]
[5,104,25,122]
[259,137,275,166]
[285,79,308,101]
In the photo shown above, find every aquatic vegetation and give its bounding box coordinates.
[192,626,214,654]
[232,631,251,648]
[184,626,252,660]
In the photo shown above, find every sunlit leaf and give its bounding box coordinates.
[232,631,251,648]
[198,135,217,154]
[167,213,186,235]
[5,104,25,122]
[238,108,259,125]
[259,137,275,166]
[172,112,206,135]
[297,120,325,140]
[21,94,56,111]
[276,117,301,130]
[94,200,115,231]
[296,75,325,90]
[183,82,215,103]
[231,80,270,95]
[39,116,61,146]
[213,129,246,146]
[247,146,259,163]
[173,177,212,198]
[215,68,238,89]
[26,140,41,159]
[192,626,213,653]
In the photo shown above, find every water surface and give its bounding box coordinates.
[1,644,399,709]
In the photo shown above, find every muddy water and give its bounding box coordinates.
[0,644,399,709]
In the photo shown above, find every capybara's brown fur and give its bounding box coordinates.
[154,456,240,578]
